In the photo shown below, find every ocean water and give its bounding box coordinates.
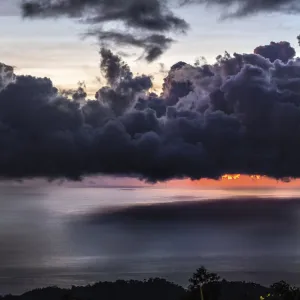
[0,185,300,295]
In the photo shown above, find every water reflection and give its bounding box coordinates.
[0,186,300,294]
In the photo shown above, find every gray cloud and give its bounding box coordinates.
[1,41,300,182]
[20,0,300,61]
[254,42,296,63]
[0,63,15,90]
[91,33,173,63]
[186,0,300,18]
[21,0,187,61]
[95,48,153,116]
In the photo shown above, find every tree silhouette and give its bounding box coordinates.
[270,281,300,300]
[188,266,220,291]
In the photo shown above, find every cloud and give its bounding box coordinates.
[96,35,172,72]
[21,0,188,61]
[95,48,153,116]
[99,48,132,87]
[91,32,174,62]
[186,0,300,19]
[161,61,193,105]
[254,42,296,63]
[0,63,15,90]
[20,0,300,61]
[2,40,300,182]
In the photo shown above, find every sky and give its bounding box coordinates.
[2,1,300,93]
[2,0,300,188]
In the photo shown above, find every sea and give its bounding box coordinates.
[0,185,300,295]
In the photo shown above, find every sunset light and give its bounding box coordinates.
[221,174,262,181]
[222,174,241,180]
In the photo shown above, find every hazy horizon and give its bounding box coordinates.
[1,186,300,295]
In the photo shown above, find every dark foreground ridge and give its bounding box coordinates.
[1,267,298,300]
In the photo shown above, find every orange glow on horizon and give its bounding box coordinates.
[221,174,262,181]
[157,175,300,189]
[222,174,241,180]
[250,175,261,180]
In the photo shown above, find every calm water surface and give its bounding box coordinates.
[0,186,300,295]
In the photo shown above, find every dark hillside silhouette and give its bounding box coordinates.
[1,267,299,300]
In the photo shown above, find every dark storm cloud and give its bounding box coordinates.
[161,61,193,105]
[99,48,132,87]
[19,0,300,60]
[93,32,173,62]
[21,0,187,31]
[254,42,296,63]
[186,0,300,18]
[3,40,300,181]
[95,48,153,116]
[21,0,188,61]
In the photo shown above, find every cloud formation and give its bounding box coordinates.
[1,40,300,182]
[0,63,15,90]
[254,42,296,63]
[20,0,300,60]
[188,0,300,18]
[21,0,188,61]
